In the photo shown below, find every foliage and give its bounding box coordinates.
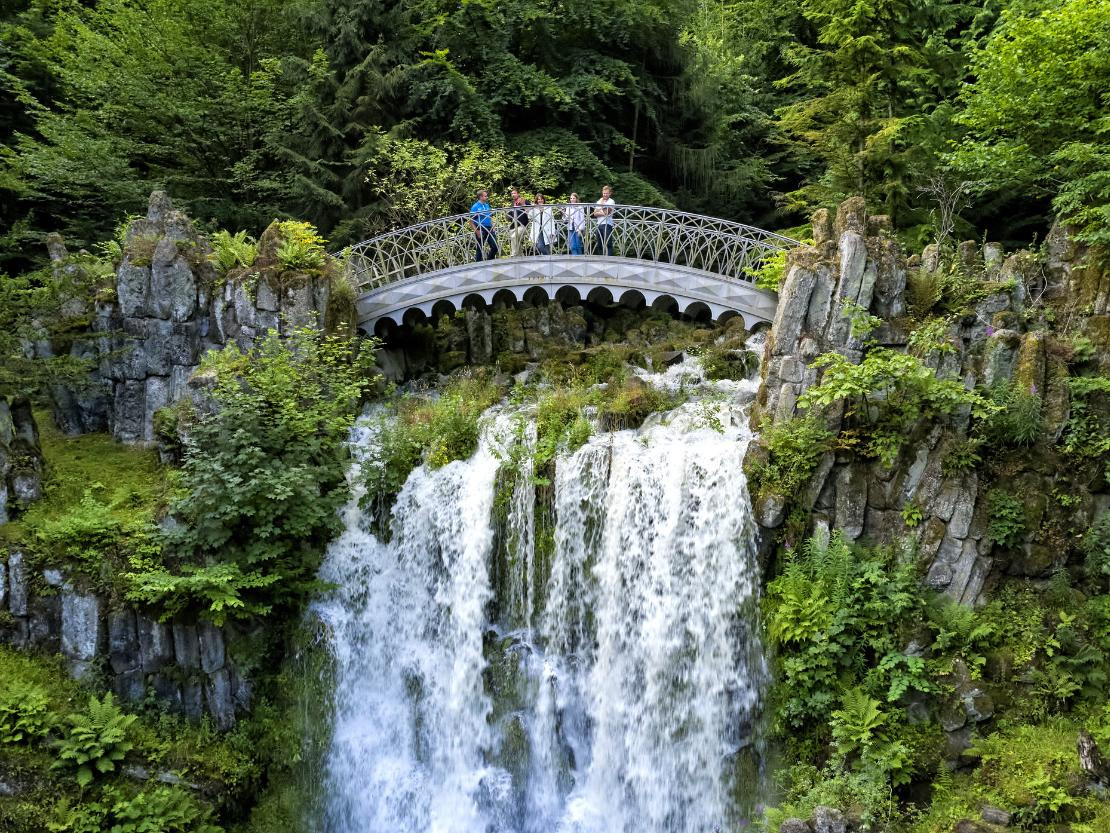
[0,679,52,744]
[952,0,1110,245]
[763,532,926,731]
[51,694,137,788]
[208,230,257,277]
[50,785,222,833]
[748,415,833,503]
[127,327,377,623]
[1083,511,1110,588]
[273,221,326,273]
[798,348,990,466]
[940,437,982,476]
[754,248,789,292]
[1061,375,1110,483]
[979,380,1044,448]
[900,501,924,528]
[362,374,505,514]
[985,489,1026,548]
[0,260,101,400]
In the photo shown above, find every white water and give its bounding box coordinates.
[314,363,767,833]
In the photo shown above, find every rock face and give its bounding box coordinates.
[46,191,345,445]
[0,398,44,524]
[751,198,1109,608]
[0,560,248,728]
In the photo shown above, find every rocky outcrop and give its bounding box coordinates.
[46,191,352,445]
[751,198,1109,607]
[0,553,248,728]
[0,398,44,524]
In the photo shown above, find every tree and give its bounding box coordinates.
[951,0,1110,245]
[776,0,974,222]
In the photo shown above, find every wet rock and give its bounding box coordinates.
[172,623,201,671]
[205,668,236,729]
[980,806,1011,826]
[198,623,226,674]
[137,616,174,673]
[109,609,140,674]
[955,821,993,833]
[813,805,846,833]
[781,819,812,833]
[7,550,28,616]
[0,559,6,609]
[756,493,787,528]
[61,586,103,676]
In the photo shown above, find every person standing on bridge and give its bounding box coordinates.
[565,193,586,255]
[593,184,615,256]
[469,189,498,261]
[529,193,556,255]
[508,187,529,257]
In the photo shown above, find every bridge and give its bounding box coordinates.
[345,204,797,334]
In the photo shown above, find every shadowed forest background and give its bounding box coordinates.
[1,0,1108,266]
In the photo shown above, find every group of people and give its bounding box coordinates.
[468,185,616,262]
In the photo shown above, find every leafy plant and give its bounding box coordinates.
[208,229,257,276]
[986,490,1026,548]
[799,348,990,466]
[763,532,925,730]
[748,415,833,503]
[941,437,982,475]
[0,680,52,743]
[1062,375,1110,481]
[50,785,222,833]
[1082,510,1110,587]
[901,501,924,528]
[129,327,377,622]
[52,693,137,787]
[754,248,789,292]
[979,380,1044,448]
[842,300,881,341]
[274,220,327,272]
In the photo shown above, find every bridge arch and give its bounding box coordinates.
[346,204,796,332]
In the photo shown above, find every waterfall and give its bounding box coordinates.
[314,364,767,833]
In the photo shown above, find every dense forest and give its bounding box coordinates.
[1,0,1108,265]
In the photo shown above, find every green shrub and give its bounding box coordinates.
[1083,510,1110,587]
[799,348,990,466]
[363,374,504,513]
[208,229,257,276]
[754,248,789,292]
[127,327,377,623]
[52,693,137,787]
[1062,375,1110,482]
[979,380,1044,448]
[35,491,160,573]
[985,490,1026,548]
[763,532,927,731]
[50,785,222,833]
[901,501,924,528]
[596,379,681,431]
[748,415,833,502]
[0,679,52,743]
[274,220,327,272]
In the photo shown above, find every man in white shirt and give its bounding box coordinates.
[592,184,615,256]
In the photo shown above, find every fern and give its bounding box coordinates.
[208,229,257,276]
[831,688,887,756]
[0,681,52,744]
[52,693,137,787]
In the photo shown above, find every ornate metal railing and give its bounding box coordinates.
[346,204,798,293]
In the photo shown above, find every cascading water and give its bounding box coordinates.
[313,360,768,833]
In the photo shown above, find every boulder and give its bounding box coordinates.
[813,805,846,833]
[60,586,103,677]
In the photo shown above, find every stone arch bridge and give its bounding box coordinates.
[346,204,797,334]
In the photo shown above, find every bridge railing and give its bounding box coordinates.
[345,204,799,293]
